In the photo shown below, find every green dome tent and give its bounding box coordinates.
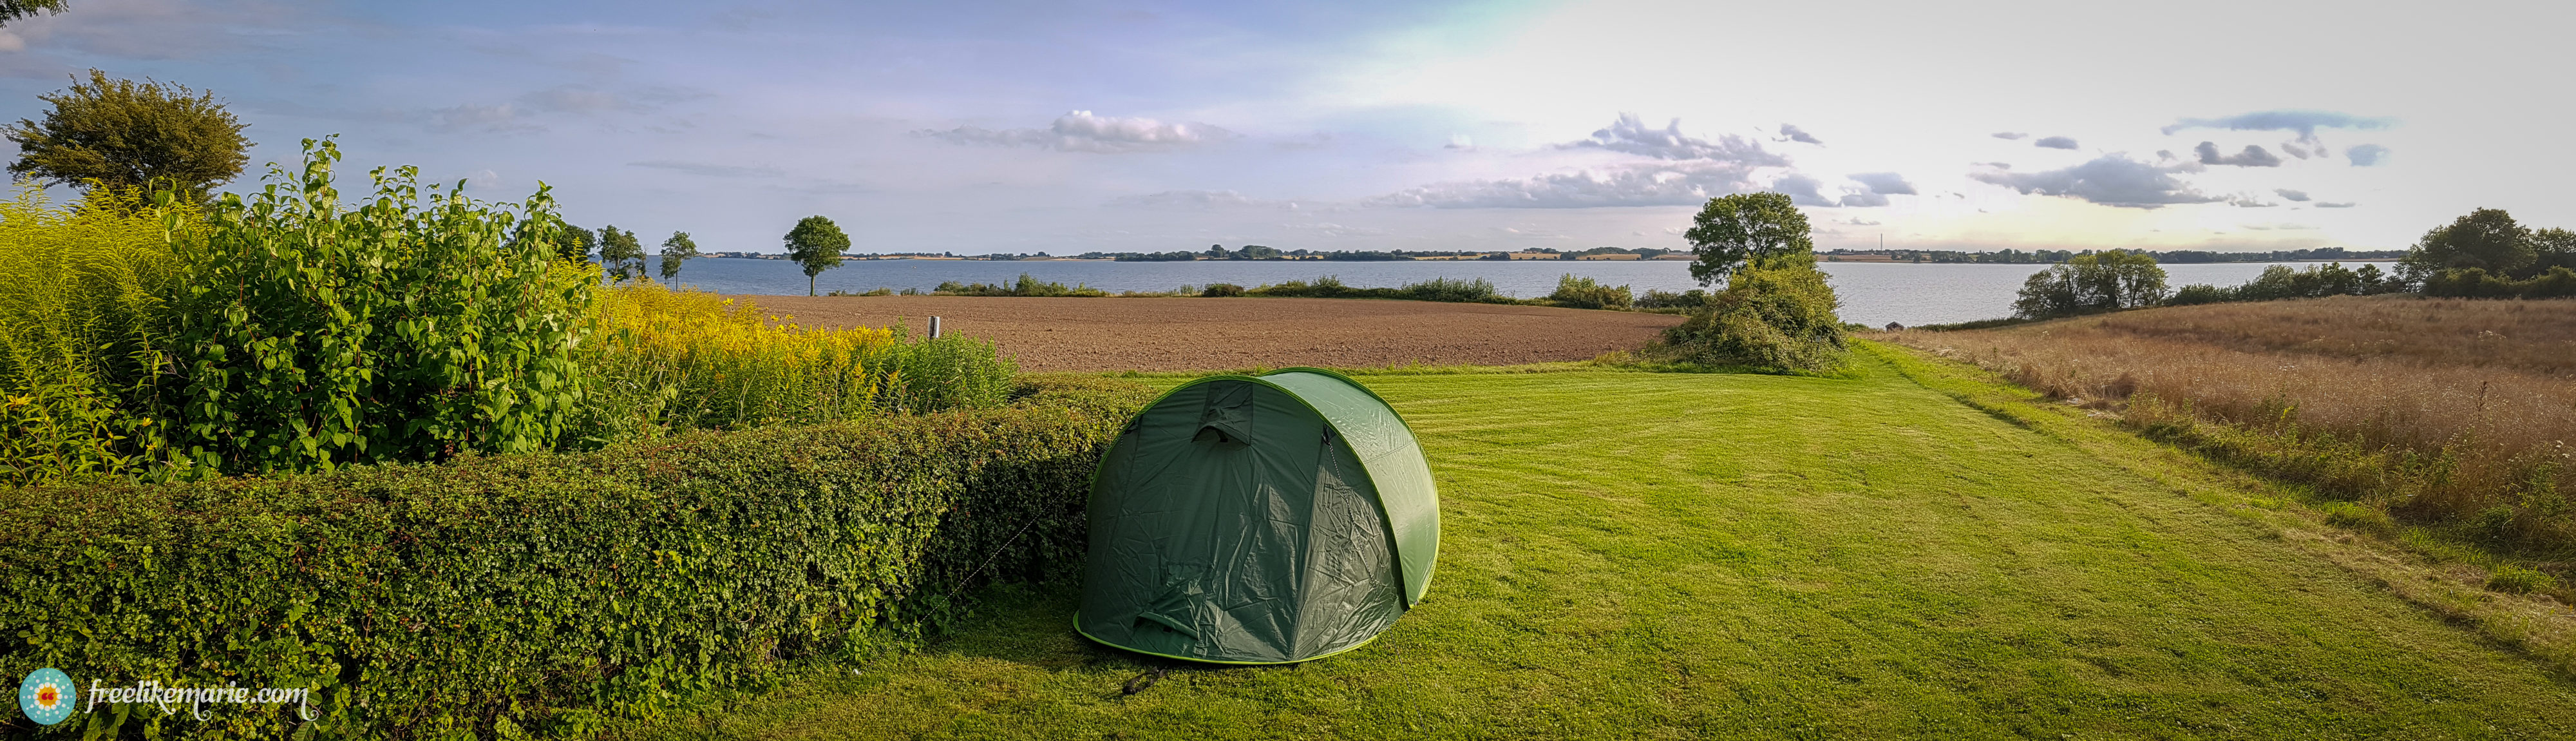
[1077,368,1439,664]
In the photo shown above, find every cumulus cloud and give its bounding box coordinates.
[1969,155,2219,208]
[1777,124,1823,145]
[1558,113,1790,165]
[2280,142,2314,159]
[2228,195,2279,207]
[1108,189,1298,210]
[2316,201,2358,208]
[1365,160,1765,209]
[1842,217,1882,226]
[1991,132,2027,140]
[2162,110,2395,144]
[2273,188,2311,202]
[1444,133,1474,150]
[1977,162,2012,169]
[1772,174,1832,207]
[2034,136,2079,150]
[1848,172,1917,196]
[2345,144,2390,166]
[2195,141,2283,168]
[915,110,1231,153]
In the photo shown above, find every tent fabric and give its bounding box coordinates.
[1077,369,1441,664]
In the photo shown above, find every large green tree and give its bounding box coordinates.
[0,0,66,26]
[784,216,849,296]
[658,231,699,283]
[6,70,249,201]
[596,224,645,282]
[1662,191,1847,371]
[1682,192,1814,286]
[2402,207,2535,279]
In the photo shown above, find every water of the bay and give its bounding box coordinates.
[654,256,2396,328]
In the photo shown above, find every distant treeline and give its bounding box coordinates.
[1824,247,2407,264]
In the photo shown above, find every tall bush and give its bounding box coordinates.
[160,139,591,475]
[1660,260,1847,370]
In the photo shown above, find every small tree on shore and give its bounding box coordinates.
[784,216,849,296]
[596,225,645,282]
[659,231,698,283]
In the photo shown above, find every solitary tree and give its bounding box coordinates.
[0,0,67,27]
[596,225,645,282]
[7,70,250,202]
[784,216,850,296]
[659,231,699,283]
[1661,192,1847,371]
[1681,192,1813,286]
[2402,207,2534,280]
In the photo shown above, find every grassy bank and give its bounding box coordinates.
[642,351,2576,739]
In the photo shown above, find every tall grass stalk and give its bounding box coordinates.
[0,184,188,485]
[1888,294,2576,553]
[576,280,1017,441]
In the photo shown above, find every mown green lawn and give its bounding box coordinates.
[647,348,2576,739]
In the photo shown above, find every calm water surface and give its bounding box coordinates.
[656,256,2395,328]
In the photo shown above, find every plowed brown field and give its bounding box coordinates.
[749,296,1683,371]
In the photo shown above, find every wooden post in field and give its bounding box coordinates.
[929,316,942,339]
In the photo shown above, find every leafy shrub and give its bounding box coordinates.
[933,273,1108,297]
[2486,564,2559,595]
[0,184,187,486]
[2420,266,2576,299]
[1200,283,1245,297]
[1659,260,1847,371]
[0,376,1155,740]
[162,140,593,476]
[1245,275,1358,298]
[2165,262,2403,306]
[1635,288,1707,310]
[1546,274,1633,309]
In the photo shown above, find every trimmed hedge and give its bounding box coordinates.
[0,376,1155,739]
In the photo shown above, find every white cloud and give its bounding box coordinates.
[1557,113,1789,165]
[2273,188,2311,202]
[2345,144,2390,166]
[1969,155,2219,208]
[1366,160,1763,209]
[2195,141,2283,168]
[1777,123,1823,145]
[2034,135,2079,150]
[916,110,1232,153]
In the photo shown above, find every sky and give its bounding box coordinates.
[1,0,2568,255]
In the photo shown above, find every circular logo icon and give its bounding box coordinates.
[18,668,76,726]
